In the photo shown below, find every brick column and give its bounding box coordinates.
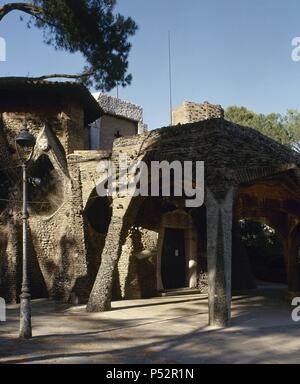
[206,188,234,328]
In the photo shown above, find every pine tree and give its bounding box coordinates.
[0,1,138,91]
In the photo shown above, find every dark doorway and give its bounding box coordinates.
[161,228,186,290]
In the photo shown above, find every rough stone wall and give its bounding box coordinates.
[172,101,224,125]
[62,103,90,154]
[0,214,20,303]
[68,150,112,297]
[2,111,62,161]
[117,227,158,299]
[0,104,92,304]
[68,150,111,208]
[28,161,89,303]
[1,104,89,158]
[0,117,13,167]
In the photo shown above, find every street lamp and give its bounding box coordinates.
[15,121,36,340]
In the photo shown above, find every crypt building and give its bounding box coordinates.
[0,77,300,327]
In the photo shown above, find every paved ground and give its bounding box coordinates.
[0,284,299,364]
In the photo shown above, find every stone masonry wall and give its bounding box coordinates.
[1,104,88,159]
[117,227,158,299]
[0,214,20,303]
[68,150,111,208]
[28,161,89,303]
[0,104,91,304]
[173,101,224,125]
[62,103,90,154]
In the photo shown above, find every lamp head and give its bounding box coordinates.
[16,123,36,150]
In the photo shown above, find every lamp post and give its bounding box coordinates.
[15,122,36,340]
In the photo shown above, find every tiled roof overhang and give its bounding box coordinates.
[0,77,104,125]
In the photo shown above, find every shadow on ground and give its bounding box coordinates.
[0,285,299,364]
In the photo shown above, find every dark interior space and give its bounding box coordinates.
[238,219,287,285]
[84,195,112,234]
[161,228,186,290]
[28,155,64,216]
[84,193,113,299]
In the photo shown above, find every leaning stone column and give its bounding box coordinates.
[87,194,142,312]
[87,216,125,312]
[206,188,234,328]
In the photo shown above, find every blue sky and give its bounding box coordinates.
[1,0,300,129]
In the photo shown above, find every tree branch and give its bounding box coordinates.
[0,2,43,22]
[27,72,95,81]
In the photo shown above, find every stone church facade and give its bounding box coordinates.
[0,77,300,327]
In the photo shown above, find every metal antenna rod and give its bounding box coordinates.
[168,31,173,126]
